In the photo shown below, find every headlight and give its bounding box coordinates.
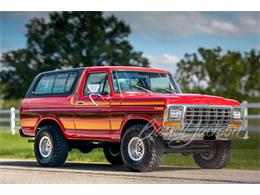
[168,106,183,120]
[233,108,243,120]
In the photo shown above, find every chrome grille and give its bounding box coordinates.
[184,106,232,129]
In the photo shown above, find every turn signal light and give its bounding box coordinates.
[229,122,241,127]
[164,121,182,127]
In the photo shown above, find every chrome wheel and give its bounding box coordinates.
[39,136,52,158]
[128,137,145,161]
[200,150,215,160]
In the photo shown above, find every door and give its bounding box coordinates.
[73,71,111,140]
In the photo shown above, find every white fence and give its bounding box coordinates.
[0,107,19,134]
[0,101,259,134]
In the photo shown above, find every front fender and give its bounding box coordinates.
[119,114,162,134]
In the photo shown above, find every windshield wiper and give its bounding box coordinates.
[157,88,177,93]
[133,84,153,94]
[125,83,153,94]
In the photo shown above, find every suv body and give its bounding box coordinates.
[20,66,246,171]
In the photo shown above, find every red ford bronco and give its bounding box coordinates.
[20,66,246,172]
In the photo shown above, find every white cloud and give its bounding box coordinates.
[145,53,180,65]
[160,53,180,65]
[211,20,237,34]
[241,18,257,28]
[105,12,259,38]
[144,53,180,72]
[256,44,260,50]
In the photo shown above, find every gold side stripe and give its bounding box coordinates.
[121,101,165,106]
[75,101,165,106]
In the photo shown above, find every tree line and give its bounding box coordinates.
[176,47,260,103]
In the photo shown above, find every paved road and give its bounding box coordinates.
[0,158,259,183]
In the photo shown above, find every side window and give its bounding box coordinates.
[112,71,120,93]
[34,72,78,96]
[34,75,55,95]
[65,72,78,93]
[84,73,110,96]
[103,77,110,95]
[53,73,69,93]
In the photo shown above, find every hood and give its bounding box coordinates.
[166,93,240,106]
[121,92,240,106]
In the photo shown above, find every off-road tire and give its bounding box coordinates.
[121,124,164,172]
[34,125,69,167]
[103,143,124,165]
[193,140,232,169]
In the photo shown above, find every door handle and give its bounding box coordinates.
[76,100,84,105]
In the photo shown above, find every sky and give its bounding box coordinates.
[0,11,259,72]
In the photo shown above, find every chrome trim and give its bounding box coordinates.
[167,106,183,121]
[184,106,232,128]
[163,104,244,130]
[128,137,145,161]
[39,136,52,158]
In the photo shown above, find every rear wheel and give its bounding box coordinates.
[34,125,69,167]
[121,124,164,172]
[193,140,232,169]
[103,143,123,165]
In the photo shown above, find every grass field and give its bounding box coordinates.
[0,130,259,169]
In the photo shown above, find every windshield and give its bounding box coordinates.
[112,70,181,94]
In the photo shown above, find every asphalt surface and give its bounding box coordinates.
[0,158,259,184]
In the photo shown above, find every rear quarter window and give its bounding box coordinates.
[33,72,78,96]
[34,75,55,95]
[52,73,69,93]
[65,73,78,93]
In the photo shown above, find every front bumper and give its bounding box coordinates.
[164,139,232,154]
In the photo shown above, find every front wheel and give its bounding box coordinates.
[34,125,69,167]
[193,140,232,169]
[121,124,164,172]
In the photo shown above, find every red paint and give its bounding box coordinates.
[20,66,241,141]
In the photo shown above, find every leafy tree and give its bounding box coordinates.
[0,49,36,99]
[0,12,149,99]
[176,47,260,102]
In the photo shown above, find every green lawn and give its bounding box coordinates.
[0,130,259,169]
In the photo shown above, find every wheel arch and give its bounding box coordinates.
[35,117,65,135]
[120,116,161,139]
